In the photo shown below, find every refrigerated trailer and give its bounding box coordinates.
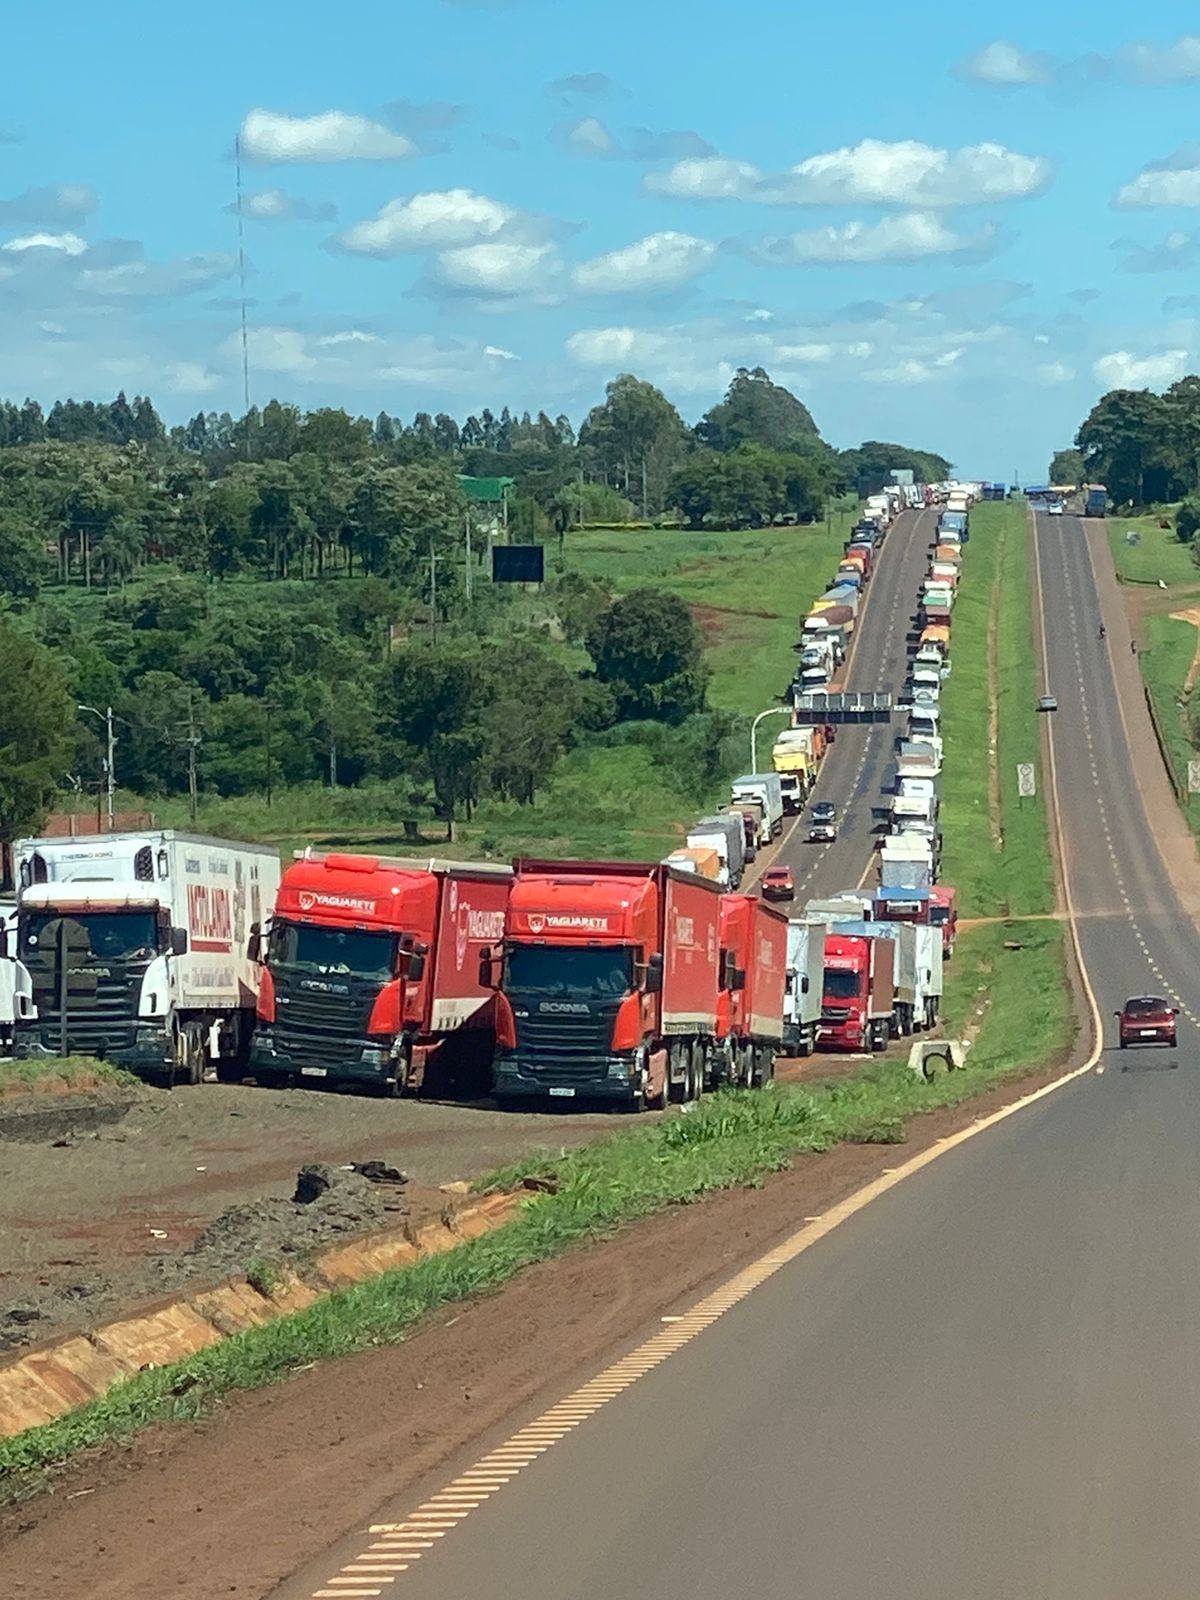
[9,831,280,1082]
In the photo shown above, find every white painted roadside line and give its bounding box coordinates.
[309,512,1104,1599]
[1029,506,1105,1063]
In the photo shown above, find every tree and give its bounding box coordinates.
[1177,497,1200,546]
[578,376,688,515]
[837,440,952,492]
[482,639,580,803]
[1076,390,1178,505]
[1049,448,1084,487]
[387,643,486,819]
[0,509,50,601]
[586,588,709,723]
[0,620,75,839]
[697,368,819,453]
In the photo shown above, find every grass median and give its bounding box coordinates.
[938,500,1054,917]
[0,927,1074,1502]
[0,1056,136,1097]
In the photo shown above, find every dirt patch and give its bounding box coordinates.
[0,1082,615,1358]
[0,1161,443,1356]
[0,1052,1080,1600]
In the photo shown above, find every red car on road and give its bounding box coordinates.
[1116,995,1178,1049]
[761,867,795,902]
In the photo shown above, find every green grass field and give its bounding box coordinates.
[1106,511,1198,588]
[938,501,1054,917]
[1140,611,1200,827]
[563,520,851,717]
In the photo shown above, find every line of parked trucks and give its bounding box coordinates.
[0,484,975,1110]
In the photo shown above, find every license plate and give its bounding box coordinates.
[300,1066,328,1077]
[1140,1029,1159,1037]
[548,1086,576,1098]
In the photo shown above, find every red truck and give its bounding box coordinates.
[249,852,512,1096]
[488,858,723,1109]
[818,931,896,1053]
[713,894,787,1087]
[929,885,957,959]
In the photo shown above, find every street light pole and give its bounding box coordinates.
[750,706,792,773]
[77,704,116,827]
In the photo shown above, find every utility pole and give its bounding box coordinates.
[77,704,116,828]
[186,692,200,825]
[577,466,584,528]
[464,510,473,603]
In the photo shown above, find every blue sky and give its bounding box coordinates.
[5,1,1200,474]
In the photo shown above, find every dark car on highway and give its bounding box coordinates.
[1116,995,1178,1049]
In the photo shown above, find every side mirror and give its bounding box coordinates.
[407,951,427,984]
[247,921,262,963]
[478,946,496,988]
[800,975,810,994]
[1113,1010,1121,1019]
[733,966,747,993]
[645,952,664,994]
[1173,1008,1181,1017]
[170,928,188,957]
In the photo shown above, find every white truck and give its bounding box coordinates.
[0,898,15,1056]
[798,638,836,688]
[730,774,784,844]
[879,834,934,890]
[8,831,281,1083]
[783,919,826,1058]
[687,815,745,888]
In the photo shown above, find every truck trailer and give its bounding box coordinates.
[490,859,724,1109]
[783,918,826,1056]
[9,831,280,1082]
[248,852,512,1096]
[712,893,787,1087]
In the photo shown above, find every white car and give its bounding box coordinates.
[1047,501,1064,516]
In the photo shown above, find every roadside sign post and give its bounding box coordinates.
[1016,763,1036,803]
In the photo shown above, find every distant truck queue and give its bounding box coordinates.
[0,475,977,1108]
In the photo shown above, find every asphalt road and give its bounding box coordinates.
[770,504,936,903]
[279,508,1200,1600]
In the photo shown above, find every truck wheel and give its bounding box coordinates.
[215,1058,246,1085]
[668,1042,688,1105]
[688,1043,705,1102]
[752,1048,774,1088]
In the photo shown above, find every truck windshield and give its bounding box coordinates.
[269,921,396,980]
[823,969,863,1000]
[20,910,159,962]
[506,945,633,997]
[930,907,949,925]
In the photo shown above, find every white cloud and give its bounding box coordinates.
[1115,150,1200,207]
[573,231,716,293]
[1093,349,1188,388]
[2,231,87,255]
[1115,230,1199,272]
[566,325,667,366]
[648,139,1051,207]
[435,241,561,296]
[546,72,627,100]
[235,188,337,222]
[231,326,316,373]
[955,40,1052,85]
[0,184,97,225]
[77,252,236,301]
[338,189,520,255]
[775,342,834,363]
[1036,361,1075,384]
[164,362,220,394]
[485,344,519,360]
[1119,35,1200,83]
[565,117,617,156]
[317,330,378,346]
[240,108,416,164]
[753,213,997,265]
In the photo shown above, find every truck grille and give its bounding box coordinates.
[27,967,145,1057]
[512,1003,619,1081]
[821,1005,853,1023]
[271,978,379,1068]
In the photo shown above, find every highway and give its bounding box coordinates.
[767,504,935,902]
[282,507,1200,1600]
